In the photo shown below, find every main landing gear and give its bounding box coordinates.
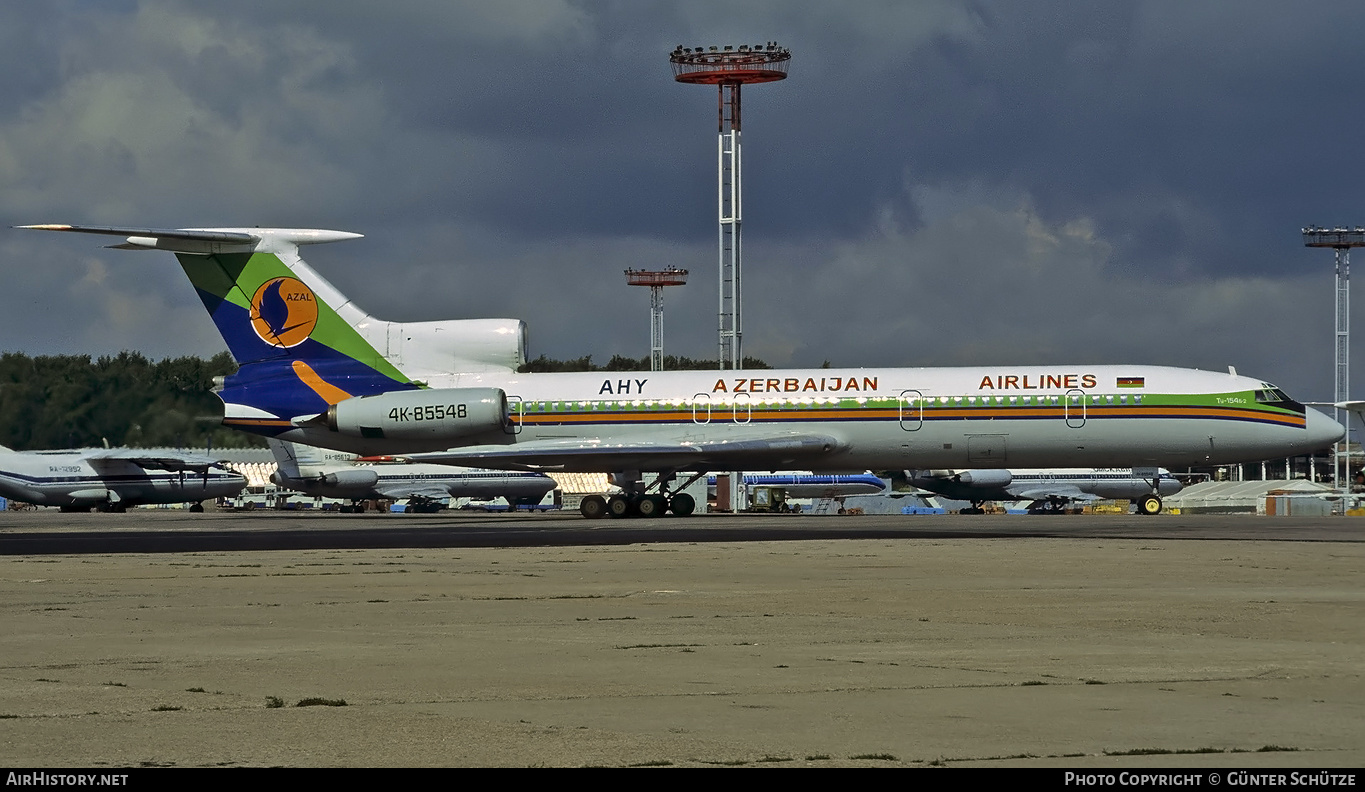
[1026,498,1067,515]
[958,500,988,515]
[402,498,445,514]
[579,491,697,519]
[579,471,702,519]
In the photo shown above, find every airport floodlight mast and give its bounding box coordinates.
[670,42,791,371]
[1302,225,1363,499]
[625,267,689,371]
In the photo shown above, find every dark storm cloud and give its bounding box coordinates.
[2,0,1363,405]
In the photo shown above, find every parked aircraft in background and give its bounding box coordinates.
[267,439,557,513]
[22,224,1345,519]
[0,445,245,511]
[902,467,1183,515]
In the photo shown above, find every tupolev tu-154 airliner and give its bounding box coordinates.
[21,224,1344,518]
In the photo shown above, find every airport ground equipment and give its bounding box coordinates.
[747,485,797,513]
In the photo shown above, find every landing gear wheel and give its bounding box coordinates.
[607,495,633,518]
[669,492,696,517]
[579,495,608,519]
[637,494,667,518]
[189,503,204,513]
[1138,495,1163,515]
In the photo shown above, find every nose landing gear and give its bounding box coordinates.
[1136,470,1165,515]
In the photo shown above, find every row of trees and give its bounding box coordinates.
[0,351,261,451]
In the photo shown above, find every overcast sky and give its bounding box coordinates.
[4,1,1365,403]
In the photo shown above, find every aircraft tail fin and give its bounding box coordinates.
[266,439,308,479]
[267,438,359,477]
[19,225,421,434]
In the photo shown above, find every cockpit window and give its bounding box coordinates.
[1254,387,1303,412]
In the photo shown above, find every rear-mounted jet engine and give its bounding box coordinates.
[323,388,508,442]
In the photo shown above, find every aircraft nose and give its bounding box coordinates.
[1306,407,1346,449]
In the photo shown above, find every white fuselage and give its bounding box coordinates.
[1005,468,1184,499]
[259,364,1343,473]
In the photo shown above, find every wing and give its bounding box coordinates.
[403,433,845,472]
[373,483,452,500]
[1007,484,1098,502]
[84,449,221,471]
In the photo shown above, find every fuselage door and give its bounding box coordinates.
[505,395,523,435]
[899,390,923,431]
[732,392,752,424]
[967,434,1007,464]
[691,393,711,425]
[1065,388,1086,428]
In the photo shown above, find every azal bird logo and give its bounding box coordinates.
[249,277,319,348]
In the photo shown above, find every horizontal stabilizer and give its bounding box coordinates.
[17,224,361,255]
[84,449,222,471]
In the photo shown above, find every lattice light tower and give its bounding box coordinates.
[625,267,689,371]
[1303,225,1362,495]
[670,43,791,370]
